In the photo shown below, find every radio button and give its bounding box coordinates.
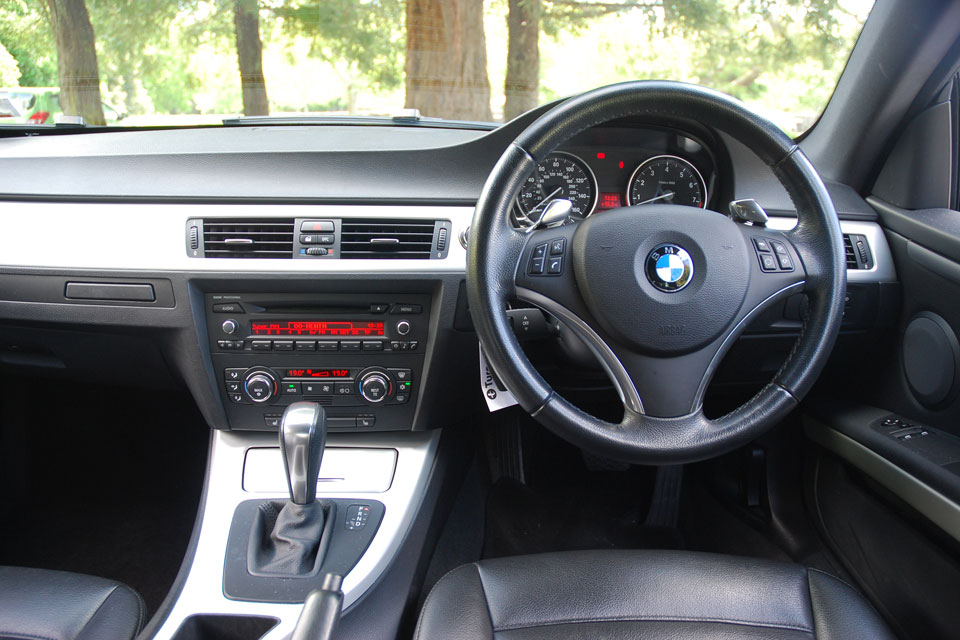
[213,303,244,314]
[295,340,316,351]
[362,341,384,351]
[317,341,338,351]
[251,340,272,351]
[273,340,294,351]
[396,320,411,336]
[340,341,361,352]
[391,304,422,314]
[408,340,419,350]
[335,382,354,396]
[369,303,390,313]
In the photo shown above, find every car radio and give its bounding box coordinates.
[205,292,429,431]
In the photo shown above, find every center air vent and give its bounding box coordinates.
[202,219,295,258]
[340,219,441,259]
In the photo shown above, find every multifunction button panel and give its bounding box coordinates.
[206,292,428,432]
[752,236,794,272]
[528,237,566,276]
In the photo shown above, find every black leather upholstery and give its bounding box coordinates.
[0,566,144,640]
[415,551,893,640]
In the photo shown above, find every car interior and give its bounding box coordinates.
[2,0,960,639]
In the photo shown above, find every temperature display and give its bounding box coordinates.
[284,369,350,379]
[250,320,384,336]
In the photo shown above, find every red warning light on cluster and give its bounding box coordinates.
[596,152,606,159]
[599,193,622,209]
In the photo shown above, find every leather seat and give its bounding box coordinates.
[415,550,894,639]
[0,566,144,640]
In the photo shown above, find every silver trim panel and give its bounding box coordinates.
[805,418,960,543]
[152,429,439,640]
[0,203,472,272]
[766,217,897,283]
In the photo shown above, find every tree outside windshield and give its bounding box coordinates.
[0,0,873,135]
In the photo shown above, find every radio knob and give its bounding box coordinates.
[221,319,238,335]
[359,372,390,404]
[244,371,277,403]
[396,320,411,336]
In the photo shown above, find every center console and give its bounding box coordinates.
[205,292,430,431]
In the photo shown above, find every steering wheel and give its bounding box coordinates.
[467,81,846,465]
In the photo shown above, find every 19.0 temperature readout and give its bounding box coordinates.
[250,320,384,336]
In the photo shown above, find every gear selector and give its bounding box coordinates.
[247,401,331,576]
[281,402,327,505]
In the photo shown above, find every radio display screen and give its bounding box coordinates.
[284,368,350,379]
[250,320,384,336]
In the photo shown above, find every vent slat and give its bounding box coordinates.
[340,219,436,260]
[202,218,295,259]
[843,235,859,269]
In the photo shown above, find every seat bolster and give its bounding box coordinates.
[414,563,494,640]
[0,566,144,640]
[807,569,894,640]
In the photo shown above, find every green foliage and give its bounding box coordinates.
[88,0,202,114]
[0,0,56,86]
[273,0,404,90]
[0,39,19,84]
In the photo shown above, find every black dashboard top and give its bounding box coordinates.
[0,103,876,220]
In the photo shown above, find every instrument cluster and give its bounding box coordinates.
[513,125,719,227]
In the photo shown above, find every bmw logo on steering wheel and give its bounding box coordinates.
[645,243,694,292]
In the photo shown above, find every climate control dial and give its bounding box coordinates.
[357,369,392,404]
[244,369,278,403]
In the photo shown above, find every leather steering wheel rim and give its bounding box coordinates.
[467,81,847,465]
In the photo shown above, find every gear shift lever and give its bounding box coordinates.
[280,402,327,505]
[248,401,329,577]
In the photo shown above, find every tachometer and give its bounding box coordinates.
[626,155,707,208]
[516,152,598,223]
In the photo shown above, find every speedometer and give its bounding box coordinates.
[626,155,707,208]
[516,152,598,222]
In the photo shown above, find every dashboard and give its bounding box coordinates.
[0,104,897,435]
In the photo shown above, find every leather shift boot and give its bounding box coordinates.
[248,500,326,576]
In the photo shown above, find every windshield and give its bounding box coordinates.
[0,0,874,135]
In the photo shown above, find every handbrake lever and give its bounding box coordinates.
[290,573,343,640]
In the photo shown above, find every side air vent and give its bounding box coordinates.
[843,234,873,270]
[202,219,295,258]
[340,219,441,259]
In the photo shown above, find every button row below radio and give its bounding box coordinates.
[251,339,386,352]
[388,340,419,351]
[263,413,374,429]
[217,340,245,350]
